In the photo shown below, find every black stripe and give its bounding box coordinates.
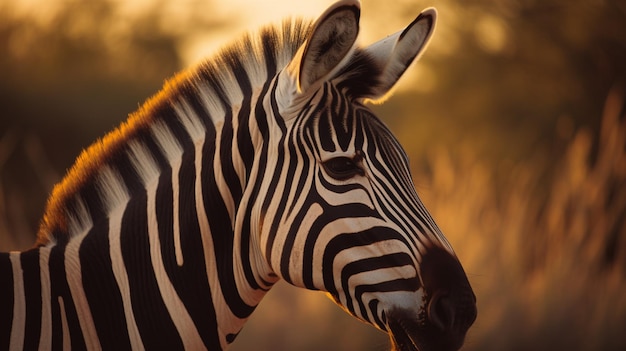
[80,221,132,350]
[77,179,107,239]
[155,152,221,348]
[340,253,415,314]
[226,48,252,195]
[178,143,221,347]
[182,89,256,318]
[316,86,336,153]
[161,100,197,151]
[353,107,365,149]
[241,103,278,289]
[177,88,238,309]
[285,116,314,219]
[48,245,87,350]
[220,109,241,202]
[321,226,409,296]
[262,81,289,267]
[236,70,255,178]
[354,277,421,320]
[368,176,429,251]
[368,299,385,330]
[328,85,353,152]
[48,248,62,351]
[278,192,314,286]
[317,167,371,195]
[261,30,278,79]
[246,80,273,277]
[0,253,14,349]
[197,101,255,319]
[300,201,380,290]
[228,54,267,292]
[120,190,184,350]
[361,124,431,250]
[21,249,42,349]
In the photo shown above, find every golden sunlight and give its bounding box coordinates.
[1,0,624,350]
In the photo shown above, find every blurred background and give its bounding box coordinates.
[1,0,625,350]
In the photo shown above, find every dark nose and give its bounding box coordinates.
[420,247,477,349]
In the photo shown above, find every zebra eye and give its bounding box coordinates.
[322,156,364,180]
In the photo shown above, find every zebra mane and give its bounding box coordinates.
[35,19,315,246]
[35,16,386,247]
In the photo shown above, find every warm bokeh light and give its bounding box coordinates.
[1,0,625,350]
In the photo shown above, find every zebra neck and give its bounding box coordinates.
[0,81,280,349]
[6,20,314,348]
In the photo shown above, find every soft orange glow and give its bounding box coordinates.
[1,1,624,350]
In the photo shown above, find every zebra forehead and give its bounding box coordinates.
[302,100,403,158]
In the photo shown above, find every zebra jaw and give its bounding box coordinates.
[387,307,464,351]
[385,248,478,351]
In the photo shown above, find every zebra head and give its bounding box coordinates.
[256,1,477,350]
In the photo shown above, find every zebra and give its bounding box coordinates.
[0,0,477,350]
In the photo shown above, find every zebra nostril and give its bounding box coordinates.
[428,290,455,332]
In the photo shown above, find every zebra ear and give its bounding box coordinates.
[363,8,437,101]
[293,0,360,93]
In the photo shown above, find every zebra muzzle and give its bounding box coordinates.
[387,247,477,351]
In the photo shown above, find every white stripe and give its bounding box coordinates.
[178,106,237,344]
[65,231,102,350]
[195,82,226,126]
[96,164,144,349]
[66,196,93,238]
[310,214,391,289]
[212,122,236,224]
[173,166,183,266]
[128,141,160,186]
[58,296,71,351]
[241,33,269,89]
[129,140,205,349]
[109,206,145,350]
[146,175,206,350]
[9,252,25,351]
[366,144,439,248]
[151,121,185,266]
[334,241,416,307]
[96,166,130,214]
[97,166,144,351]
[173,100,206,143]
[199,58,243,116]
[229,103,247,190]
[38,246,52,351]
[194,145,237,346]
[171,160,183,266]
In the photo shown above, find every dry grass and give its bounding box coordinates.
[1,90,625,350]
[419,87,626,350]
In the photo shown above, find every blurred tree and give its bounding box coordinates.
[0,0,227,245]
